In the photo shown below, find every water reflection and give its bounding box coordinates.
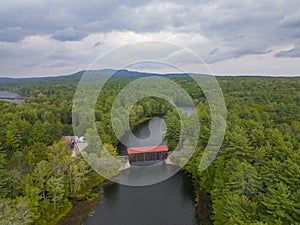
[83,169,198,225]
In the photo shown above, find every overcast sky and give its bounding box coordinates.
[0,0,300,77]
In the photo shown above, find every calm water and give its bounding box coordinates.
[83,170,197,225]
[84,113,198,225]
[118,117,165,155]
[0,91,23,103]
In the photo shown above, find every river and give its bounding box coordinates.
[84,109,198,225]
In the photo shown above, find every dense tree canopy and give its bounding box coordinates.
[0,74,299,224]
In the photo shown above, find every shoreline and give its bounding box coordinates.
[192,175,213,225]
[183,170,213,224]
[58,117,154,225]
[57,180,112,225]
[58,169,212,225]
[59,114,206,225]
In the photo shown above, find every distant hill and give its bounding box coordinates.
[0,69,198,86]
[0,77,15,82]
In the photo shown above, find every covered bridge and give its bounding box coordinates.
[127,145,168,163]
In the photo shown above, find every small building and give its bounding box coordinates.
[127,145,168,163]
[62,136,81,151]
[62,136,76,149]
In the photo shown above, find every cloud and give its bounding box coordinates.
[0,27,27,42]
[210,45,300,76]
[0,0,300,77]
[164,48,201,64]
[275,45,300,58]
[52,27,88,41]
[93,41,102,47]
[278,9,300,27]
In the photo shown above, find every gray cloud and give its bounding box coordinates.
[205,47,272,64]
[0,0,300,77]
[0,27,27,42]
[93,41,102,47]
[278,10,300,27]
[275,45,300,58]
[52,27,88,41]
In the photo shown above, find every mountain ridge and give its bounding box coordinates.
[0,69,201,84]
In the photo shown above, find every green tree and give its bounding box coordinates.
[31,160,51,201]
[0,150,11,198]
[47,176,65,209]
[0,198,33,225]
[261,182,297,224]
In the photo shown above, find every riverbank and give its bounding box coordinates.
[118,114,213,224]
[58,168,212,225]
[196,188,213,225]
[183,170,213,225]
[59,117,155,224]
[59,114,206,225]
[57,180,112,225]
[189,173,213,225]
[130,116,152,131]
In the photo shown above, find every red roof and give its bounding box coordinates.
[127,145,168,155]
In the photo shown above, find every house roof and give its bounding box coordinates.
[127,145,168,155]
[62,136,76,142]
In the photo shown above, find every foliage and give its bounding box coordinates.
[0,74,299,224]
[185,77,300,224]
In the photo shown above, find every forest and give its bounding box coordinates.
[0,73,299,224]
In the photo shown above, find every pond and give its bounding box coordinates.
[0,91,23,103]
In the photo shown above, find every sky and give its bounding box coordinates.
[0,0,300,77]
